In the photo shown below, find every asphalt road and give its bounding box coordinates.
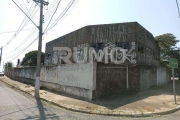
[0,80,180,120]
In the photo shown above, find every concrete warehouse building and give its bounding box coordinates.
[45,22,160,66]
[5,22,170,100]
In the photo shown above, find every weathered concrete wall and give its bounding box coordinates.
[5,67,36,80]
[157,67,171,85]
[40,81,93,100]
[139,66,157,90]
[5,61,96,100]
[5,64,170,99]
[139,66,170,90]
[157,67,166,86]
[40,61,96,90]
[94,64,170,97]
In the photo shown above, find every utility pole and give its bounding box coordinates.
[172,68,177,104]
[12,0,48,97]
[0,47,2,66]
[176,0,180,19]
[32,0,49,97]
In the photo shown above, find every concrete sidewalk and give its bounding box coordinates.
[0,76,180,117]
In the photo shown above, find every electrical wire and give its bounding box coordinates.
[5,0,53,58]
[4,0,78,62]
[44,0,61,32]
[5,28,39,56]
[44,0,58,22]
[46,0,75,30]
[44,0,78,32]
[16,30,38,49]
[0,28,36,34]
[176,0,180,18]
[16,0,26,12]
[3,1,38,62]
[5,36,38,60]
[7,37,38,62]
[15,3,38,35]
[3,1,38,49]
[22,0,36,21]
[4,5,39,55]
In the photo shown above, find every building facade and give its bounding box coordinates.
[45,22,160,66]
[5,22,170,100]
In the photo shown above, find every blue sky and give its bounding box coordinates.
[0,0,180,70]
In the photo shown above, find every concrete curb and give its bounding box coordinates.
[1,80,180,117]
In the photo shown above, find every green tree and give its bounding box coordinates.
[155,33,179,61]
[5,62,13,68]
[21,51,45,66]
[155,33,180,78]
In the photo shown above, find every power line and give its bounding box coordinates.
[16,7,39,35]
[11,6,40,50]
[5,0,77,61]
[5,30,38,56]
[5,36,38,60]
[22,0,36,21]
[16,0,26,12]
[7,0,57,56]
[44,0,61,32]
[4,0,40,57]
[176,0,180,18]
[44,0,58,22]
[46,0,76,31]
[3,3,35,47]
[44,0,58,20]
[3,2,38,49]
[5,0,56,57]
[3,3,34,46]
[0,47,2,66]
[16,30,38,49]
[12,0,38,28]
[44,0,78,32]
[14,2,35,35]
[7,37,38,62]
[0,27,36,34]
